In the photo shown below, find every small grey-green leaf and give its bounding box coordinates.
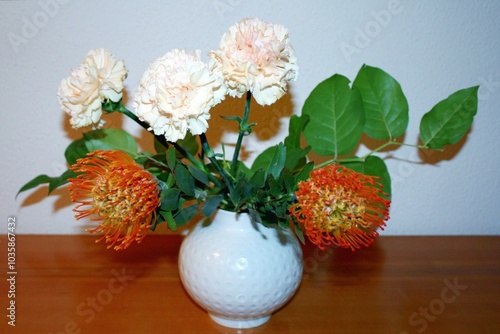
[174,203,199,226]
[174,164,195,197]
[160,210,177,231]
[160,188,182,211]
[187,164,210,186]
[268,143,286,180]
[201,195,223,217]
[166,147,177,171]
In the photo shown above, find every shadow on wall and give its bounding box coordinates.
[22,89,296,212]
[206,91,295,152]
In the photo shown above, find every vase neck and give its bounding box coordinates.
[209,209,254,228]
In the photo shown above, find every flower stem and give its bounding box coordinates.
[231,91,252,175]
[115,103,205,171]
[316,140,431,168]
[199,133,234,192]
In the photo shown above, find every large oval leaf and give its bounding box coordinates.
[419,86,479,149]
[353,65,409,140]
[83,128,138,157]
[65,137,90,165]
[302,74,364,157]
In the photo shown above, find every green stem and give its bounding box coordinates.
[116,103,225,188]
[116,104,205,171]
[199,133,234,192]
[316,140,430,168]
[231,91,252,175]
[360,141,395,158]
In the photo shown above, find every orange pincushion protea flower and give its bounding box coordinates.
[289,164,390,251]
[68,150,160,250]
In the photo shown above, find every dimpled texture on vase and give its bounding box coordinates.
[178,209,303,329]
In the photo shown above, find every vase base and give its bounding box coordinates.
[209,314,271,329]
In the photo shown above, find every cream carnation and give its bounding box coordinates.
[209,18,299,106]
[133,49,226,142]
[57,49,127,129]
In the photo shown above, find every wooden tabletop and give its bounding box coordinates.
[1,235,499,334]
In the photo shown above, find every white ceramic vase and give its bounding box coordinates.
[178,209,303,329]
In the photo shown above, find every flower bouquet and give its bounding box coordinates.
[18,17,478,327]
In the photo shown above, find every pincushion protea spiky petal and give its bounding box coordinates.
[289,164,390,251]
[68,150,160,250]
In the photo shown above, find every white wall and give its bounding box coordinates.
[1,0,499,235]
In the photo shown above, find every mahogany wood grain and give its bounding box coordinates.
[1,235,499,333]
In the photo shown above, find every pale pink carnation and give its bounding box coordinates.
[133,49,227,142]
[209,18,298,106]
[57,49,127,129]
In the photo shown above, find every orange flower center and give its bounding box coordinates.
[289,164,390,251]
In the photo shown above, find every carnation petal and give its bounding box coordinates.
[209,18,298,106]
[133,49,226,142]
[58,49,127,129]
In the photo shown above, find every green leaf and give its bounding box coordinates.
[293,223,305,244]
[137,152,168,171]
[294,162,314,184]
[160,188,182,211]
[134,152,152,166]
[251,146,277,172]
[249,168,266,191]
[251,144,287,179]
[302,74,364,156]
[174,203,199,226]
[220,115,242,123]
[284,147,310,172]
[154,137,168,153]
[267,177,282,198]
[419,86,479,149]
[353,65,409,140]
[284,115,309,149]
[187,164,210,186]
[201,195,223,217]
[174,164,195,197]
[341,156,391,199]
[228,177,253,209]
[280,169,295,195]
[17,174,53,198]
[48,169,77,194]
[17,169,78,198]
[268,143,286,180]
[166,147,177,171]
[158,172,175,188]
[160,210,177,231]
[177,132,198,156]
[232,161,252,179]
[65,138,90,165]
[83,129,138,157]
[65,129,139,165]
[248,206,263,224]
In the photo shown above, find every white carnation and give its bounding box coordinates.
[133,49,226,142]
[209,18,298,106]
[57,49,127,129]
